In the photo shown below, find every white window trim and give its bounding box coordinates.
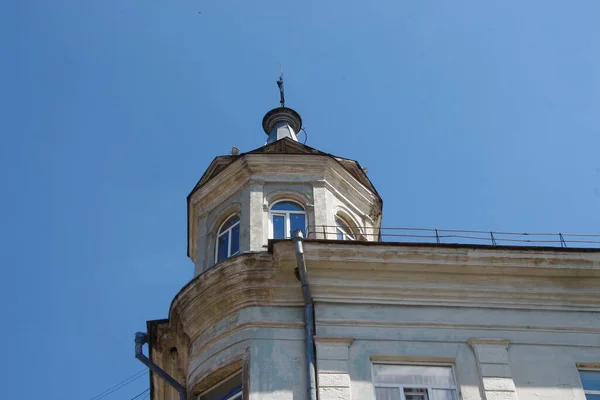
[215,214,240,263]
[268,200,307,239]
[371,362,459,400]
[335,215,356,240]
[579,368,600,396]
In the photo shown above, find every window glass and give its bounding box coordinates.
[374,388,401,400]
[221,215,240,231]
[373,365,455,386]
[216,214,240,263]
[290,213,306,237]
[431,389,456,400]
[272,201,303,211]
[199,372,242,400]
[230,224,240,255]
[581,371,600,392]
[373,364,457,400]
[580,370,600,399]
[269,200,306,239]
[273,215,285,239]
[217,233,229,263]
[404,388,428,400]
[335,215,357,240]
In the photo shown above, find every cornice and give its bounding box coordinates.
[170,253,303,345]
[271,241,600,311]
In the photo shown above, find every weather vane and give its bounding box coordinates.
[276,65,285,108]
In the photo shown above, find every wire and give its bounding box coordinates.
[130,388,150,400]
[300,127,308,144]
[88,369,147,400]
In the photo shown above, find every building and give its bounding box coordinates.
[136,85,600,400]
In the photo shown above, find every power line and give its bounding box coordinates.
[89,369,147,400]
[130,388,150,400]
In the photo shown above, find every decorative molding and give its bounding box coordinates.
[577,362,600,369]
[468,338,510,347]
[319,320,600,335]
[370,355,456,364]
[314,337,354,346]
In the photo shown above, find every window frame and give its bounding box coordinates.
[268,199,307,239]
[214,214,241,264]
[579,368,600,398]
[371,362,459,400]
[197,371,243,400]
[335,215,357,240]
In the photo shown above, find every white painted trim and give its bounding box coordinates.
[268,199,307,239]
[371,362,459,400]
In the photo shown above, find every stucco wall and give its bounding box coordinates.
[314,303,598,400]
[186,306,307,399]
[168,242,600,400]
[183,302,598,400]
[194,176,380,276]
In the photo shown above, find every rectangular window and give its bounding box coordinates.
[580,370,600,399]
[272,214,285,239]
[289,213,306,238]
[373,364,458,400]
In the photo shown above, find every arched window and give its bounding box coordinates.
[215,214,240,263]
[335,215,356,240]
[269,200,306,239]
[198,371,242,400]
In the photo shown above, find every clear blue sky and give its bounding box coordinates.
[1,1,599,399]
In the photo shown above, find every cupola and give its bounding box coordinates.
[187,76,383,276]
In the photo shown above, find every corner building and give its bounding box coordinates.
[141,102,600,400]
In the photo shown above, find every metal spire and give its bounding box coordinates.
[276,65,285,108]
[262,67,303,144]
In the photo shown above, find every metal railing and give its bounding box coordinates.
[306,225,600,248]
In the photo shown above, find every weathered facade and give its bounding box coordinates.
[141,102,600,400]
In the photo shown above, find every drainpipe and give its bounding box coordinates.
[292,230,318,400]
[135,332,187,400]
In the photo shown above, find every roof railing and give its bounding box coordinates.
[305,225,600,248]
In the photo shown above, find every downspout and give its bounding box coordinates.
[135,332,187,400]
[292,231,318,400]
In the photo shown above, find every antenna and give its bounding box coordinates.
[276,65,285,108]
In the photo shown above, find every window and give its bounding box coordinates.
[198,372,242,400]
[215,215,240,263]
[335,215,356,240]
[269,200,306,239]
[579,369,600,399]
[372,364,458,400]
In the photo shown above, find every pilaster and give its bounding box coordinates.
[469,339,518,400]
[315,337,353,400]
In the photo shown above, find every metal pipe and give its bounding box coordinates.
[135,332,187,400]
[292,231,318,400]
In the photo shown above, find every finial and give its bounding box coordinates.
[276,65,285,108]
[262,67,303,144]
